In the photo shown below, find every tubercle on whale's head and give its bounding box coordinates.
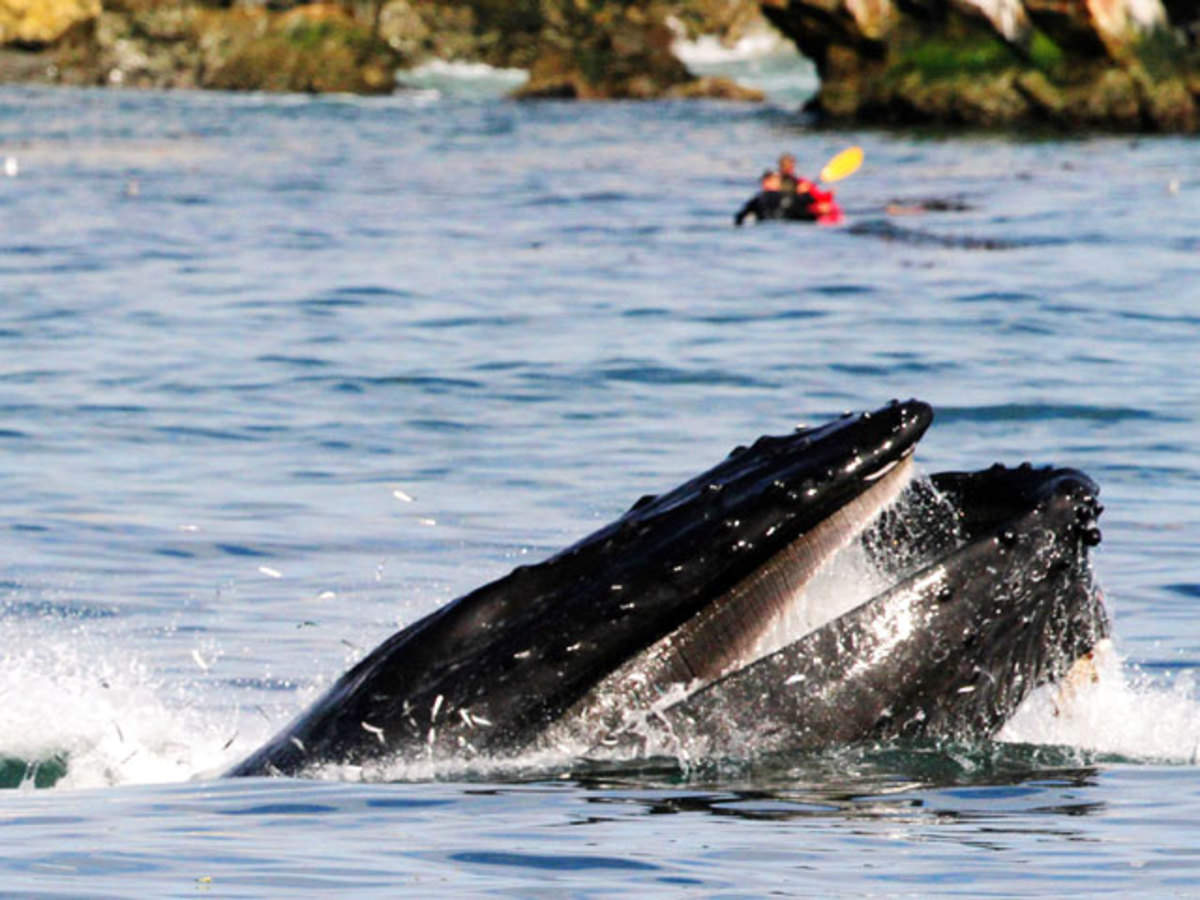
[930,463,1103,553]
[610,399,934,558]
[908,462,1110,723]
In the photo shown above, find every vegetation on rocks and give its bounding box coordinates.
[205,6,398,93]
[762,0,1200,131]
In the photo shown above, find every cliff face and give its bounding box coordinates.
[371,0,765,100]
[7,0,1192,127]
[762,0,1200,130]
[2,1,399,93]
[0,0,765,99]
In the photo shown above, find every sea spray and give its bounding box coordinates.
[0,618,277,790]
[1000,639,1200,763]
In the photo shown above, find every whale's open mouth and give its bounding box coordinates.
[227,400,1108,777]
[546,451,920,749]
[627,464,1108,758]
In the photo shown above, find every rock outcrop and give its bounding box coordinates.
[0,0,98,46]
[0,0,766,99]
[40,1,400,93]
[7,0,1191,124]
[512,2,761,100]
[380,0,764,100]
[762,0,1199,130]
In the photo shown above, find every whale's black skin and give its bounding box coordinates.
[229,400,932,776]
[227,401,1107,777]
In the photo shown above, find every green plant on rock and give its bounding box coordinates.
[1027,30,1064,73]
[282,20,340,51]
[205,11,399,93]
[894,34,1019,80]
[1132,26,1189,81]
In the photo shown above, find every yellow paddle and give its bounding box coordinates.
[818,145,863,184]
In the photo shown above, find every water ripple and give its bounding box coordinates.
[935,404,1169,425]
[600,364,774,389]
[449,851,659,872]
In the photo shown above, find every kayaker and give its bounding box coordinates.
[777,153,836,221]
[776,153,801,193]
[734,170,784,226]
[734,154,845,226]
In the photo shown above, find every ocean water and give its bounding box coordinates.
[1,49,1200,894]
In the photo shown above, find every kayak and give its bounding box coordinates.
[816,205,844,226]
[734,190,843,227]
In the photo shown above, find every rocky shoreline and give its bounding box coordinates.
[762,0,1200,131]
[0,1,766,99]
[1,0,1197,131]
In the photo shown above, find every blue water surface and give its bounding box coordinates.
[1,60,1199,894]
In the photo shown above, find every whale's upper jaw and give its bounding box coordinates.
[537,398,935,653]
[227,400,934,776]
[616,398,933,535]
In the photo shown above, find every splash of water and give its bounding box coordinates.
[0,618,275,790]
[670,26,793,67]
[6,623,1198,790]
[4,475,1198,789]
[1000,639,1200,763]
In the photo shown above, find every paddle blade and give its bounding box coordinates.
[819,146,863,183]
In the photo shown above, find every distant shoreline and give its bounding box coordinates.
[2,1,1197,131]
[0,1,768,101]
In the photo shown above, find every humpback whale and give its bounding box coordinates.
[228,400,1107,777]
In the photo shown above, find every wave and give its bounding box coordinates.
[407,59,528,83]
[3,590,1195,789]
[671,29,792,67]
[398,60,528,100]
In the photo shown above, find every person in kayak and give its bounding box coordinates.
[734,170,784,226]
[734,154,840,226]
[776,153,836,221]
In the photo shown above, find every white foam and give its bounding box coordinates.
[403,58,530,99]
[671,30,791,67]
[396,59,529,102]
[999,639,1200,763]
[406,59,527,84]
[0,620,273,791]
